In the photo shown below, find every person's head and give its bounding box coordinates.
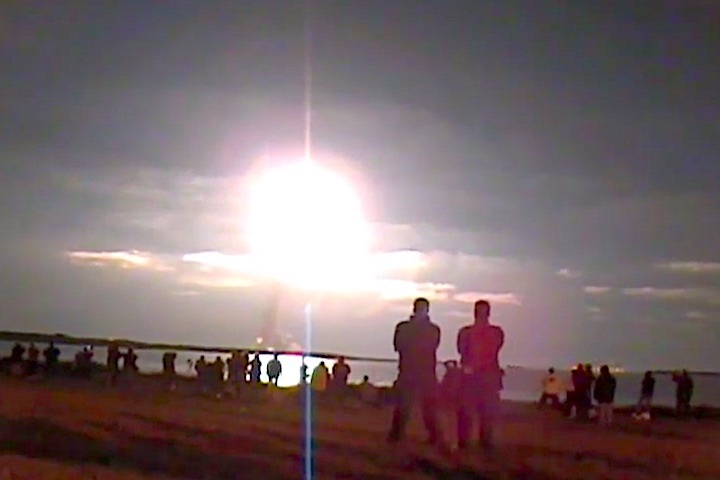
[644,370,653,378]
[600,365,610,375]
[412,297,430,318]
[474,300,491,324]
[273,353,279,359]
[363,375,369,382]
[576,363,583,371]
[338,356,345,364]
[548,367,555,374]
[584,363,592,372]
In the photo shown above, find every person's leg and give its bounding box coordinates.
[456,374,473,449]
[598,404,606,425]
[387,386,413,443]
[420,392,442,444]
[550,394,560,410]
[478,388,500,449]
[607,403,614,424]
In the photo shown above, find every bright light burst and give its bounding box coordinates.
[244,160,373,291]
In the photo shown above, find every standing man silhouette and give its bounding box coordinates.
[456,299,505,451]
[387,297,442,446]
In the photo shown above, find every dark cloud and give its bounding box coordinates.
[2,1,719,368]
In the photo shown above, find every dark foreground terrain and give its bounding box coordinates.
[0,378,718,479]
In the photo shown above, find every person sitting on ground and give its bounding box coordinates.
[331,356,352,395]
[593,365,616,426]
[538,367,563,410]
[440,361,461,408]
[359,375,379,407]
[42,342,60,375]
[673,370,694,418]
[267,353,282,386]
[438,361,462,449]
[634,371,655,419]
[311,362,330,392]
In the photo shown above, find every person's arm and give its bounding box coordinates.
[432,324,441,351]
[393,323,402,353]
[496,326,506,349]
[456,327,467,357]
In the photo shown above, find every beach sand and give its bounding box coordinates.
[0,377,718,480]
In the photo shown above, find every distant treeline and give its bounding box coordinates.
[1,330,717,375]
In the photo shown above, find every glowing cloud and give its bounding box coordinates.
[65,250,173,272]
[556,268,582,279]
[655,261,720,275]
[453,292,522,306]
[622,287,720,305]
[181,250,448,299]
[583,286,612,295]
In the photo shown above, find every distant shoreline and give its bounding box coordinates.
[1,329,718,376]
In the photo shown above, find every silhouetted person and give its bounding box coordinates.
[122,348,138,373]
[249,353,262,385]
[42,342,60,375]
[386,297,442,446]
[359,375,379,406]
[195,356,208,393]
[238,351,250,384]
[593,365,616,426]
[75,347,93,378]
[584,364,596,415]
[227,350,244,386]
[311,362,330,392]
[26,343,40,375]
[267,353,282,386]
[538,367,562,410]
[456,299,505,451]
[107,343,121,386]
[673,370,694,418]
[331,356,351,395]
[212,356,225,396]
[570,363,590,420]
[162,352,177,390]
[299,363,309,385]
[636,371,655,417]
[10,343,25,362]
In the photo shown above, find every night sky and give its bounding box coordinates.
[1,1,719,370]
